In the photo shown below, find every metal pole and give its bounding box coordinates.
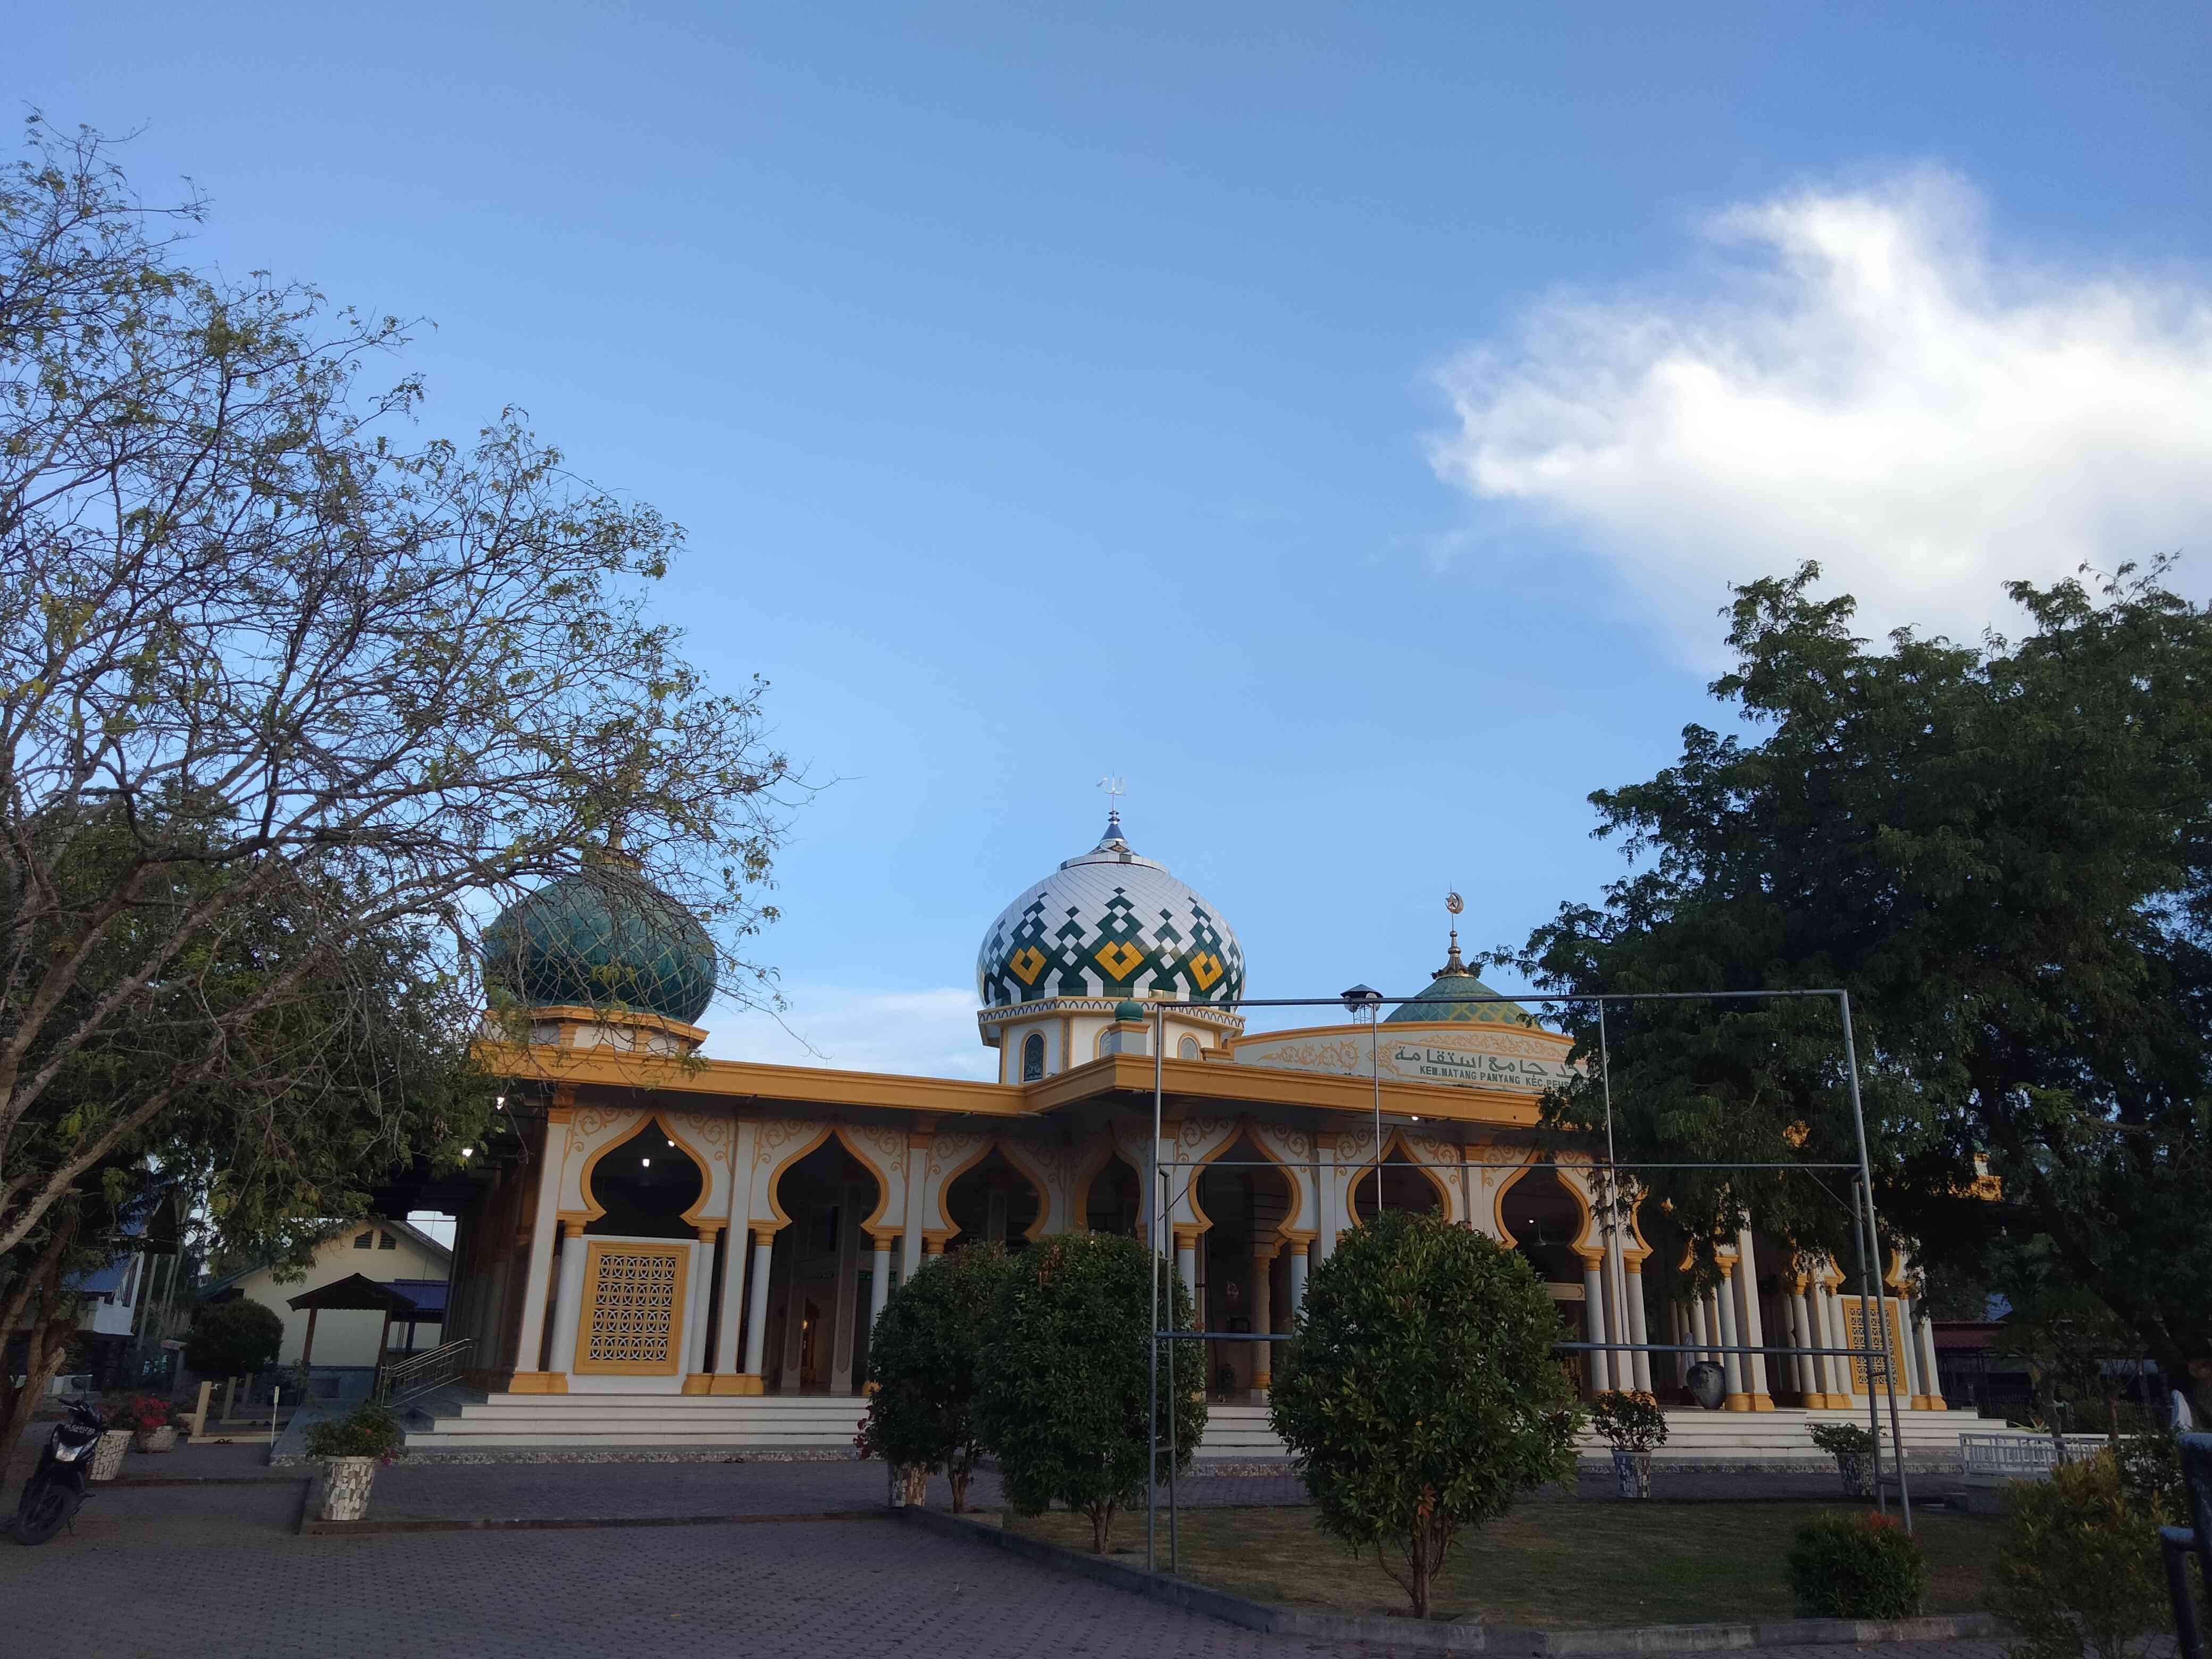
[1147,1003,1162,1573]
[1370,1004,1382,1218]
[1839,991,1913,1532]
[1158,1003,1179,1574]
[1599,1002,1631,1392]
[1847,1179,1887,1518]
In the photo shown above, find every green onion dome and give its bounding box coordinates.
[484,866,717,1026]
[1384,930,1530,1026]
[1113,999,1148,1023]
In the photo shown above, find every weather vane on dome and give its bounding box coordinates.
[1446,890,1464,917]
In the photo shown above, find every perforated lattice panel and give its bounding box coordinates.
[576,1243,687,1373]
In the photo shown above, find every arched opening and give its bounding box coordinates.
[764,1136,884,1395]
[1085,1154,1141,1236]
[1194,1133,1295,1401]
[585,1121,704,1239]
[1020,1032,1045,1082]
[1346,1146,1447,1224]
[945,1147,1041,1248]
[1177,1034,1202,1060]
[1502,1166,1588,1392]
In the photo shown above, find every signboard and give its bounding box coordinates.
[1230,1025,1576,1094]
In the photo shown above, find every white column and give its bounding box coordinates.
[1687,1294,1712,1373]
[1734,1229,1771,1408]
[1788,1283,1817,1402]
[741,1229,775,1379]
[901,1132,929,1282]
[1581,1256,1611,1393]
[1315,1136,1338,1262]
[830,1182,862,1393]
[1818,1276,1851,1405]
[1916,1305,1945,1409]
[1668,1297,1687,1393]
[1602,1181,1633,1394]
[1287,1245,1310,1316]
[1250,1244,1276,1397]
[514,1156,565,1377]
[1624,1262,1653,1393]
[548,1224,589,1377]
[684,1231,714,1378]
[868,1238,892,1332]
[714,1224,748,1373]
[1713,1271,1745,1408]
[1175,1233,1199,1312]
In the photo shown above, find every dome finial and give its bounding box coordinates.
[1436,890,1472,977]
[1094,773,1129,851]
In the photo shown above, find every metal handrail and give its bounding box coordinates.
[374,1338,473,1407]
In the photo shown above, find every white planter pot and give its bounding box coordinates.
[320,1456,380,1522]
[1612,1447,1654,1499]
[89,1428,134,1481]
[134,1425,177,1453]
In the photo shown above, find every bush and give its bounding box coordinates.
[103,1394,171,1432]
[1590,1390,1668,1454]
[1808,1420,1880,1457]
[860,1242,1016,1512]
[303,1402,406,1463]
[1269,1211,1583,1619]
[974,1232,1204,1553]
[1786,1510,1929,1619]
[1989,1451,2173,1659]
[183,1299,284,1377]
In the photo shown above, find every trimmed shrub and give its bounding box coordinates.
[1590,1390,1669,1454]
[1808,1420,1880,1456]
[1786,1510,1929,1619]
[1989,1451,2173,1659]
[183,1298,283,1377]
[1269,1211,1583,1619]
[303,1402,406,1462]
[974,1231,1203,1554]
[859,1242,1016,1512]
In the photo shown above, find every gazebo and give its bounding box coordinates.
[286,1274,424,1386]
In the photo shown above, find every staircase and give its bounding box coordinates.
[403,1390,1980,1467]
[404,1392,872,1452]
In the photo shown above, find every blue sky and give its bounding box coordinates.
[27,5,2212,1077]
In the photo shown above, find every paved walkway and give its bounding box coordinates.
[0,1461,2017,1659]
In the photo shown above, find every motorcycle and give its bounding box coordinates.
[12,1398,107,1545]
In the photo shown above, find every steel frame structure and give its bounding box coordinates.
[1143,987,1913,1575]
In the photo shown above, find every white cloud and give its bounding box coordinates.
[700,984,996,1080]
[1431,170,2212,658]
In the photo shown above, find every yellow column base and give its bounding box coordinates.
[1724,1393,1752,1411]
[707,1373,766,1396]
[508,1371,568,1395]
[681,1374,714,1395]
[1750,1393,1775,1411]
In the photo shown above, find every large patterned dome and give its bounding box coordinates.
[977,811,1245,1009]
[484,865,718,1026]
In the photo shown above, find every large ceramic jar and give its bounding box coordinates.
[89,1428,134,1481]
[319,1456,380,1522]
[1685,1361,1728,1411]
[1833,1451,1874,1498]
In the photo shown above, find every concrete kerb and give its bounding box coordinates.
[900,1506,2007,1656]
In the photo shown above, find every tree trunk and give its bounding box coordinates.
[1088,1501,1115,1554]
[948,1461,970,1514]
[0,1217,80,1497]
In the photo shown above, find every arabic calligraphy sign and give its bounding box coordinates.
[1230,1026,1577,1094]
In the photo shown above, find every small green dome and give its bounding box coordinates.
[1113,999,1148,1023]
[484,867,717,1026]
[1384,931,1530,1026]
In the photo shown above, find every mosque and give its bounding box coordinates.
[407,810,1966,1455]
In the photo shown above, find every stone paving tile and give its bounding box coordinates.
[1,1471,2027,1659]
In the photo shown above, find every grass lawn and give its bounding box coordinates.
[1006,1500,2001,1627]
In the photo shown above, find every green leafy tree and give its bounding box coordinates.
[974,1231,1204,1553]
[1511,562,2212,1413]
[0,118,799,1284]
[1269,1211,1583,1618]
[860,1242,1016,1512]
[183,1298,284,1377]
[1990,1452,2180,1659]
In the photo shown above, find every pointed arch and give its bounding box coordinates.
[577,1106,718,1229]
[758,1120,898,1236]
[1184,1118,1305,1236]
[1345,1128,1456,1223]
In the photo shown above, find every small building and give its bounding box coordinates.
[199,1217,450,1394]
